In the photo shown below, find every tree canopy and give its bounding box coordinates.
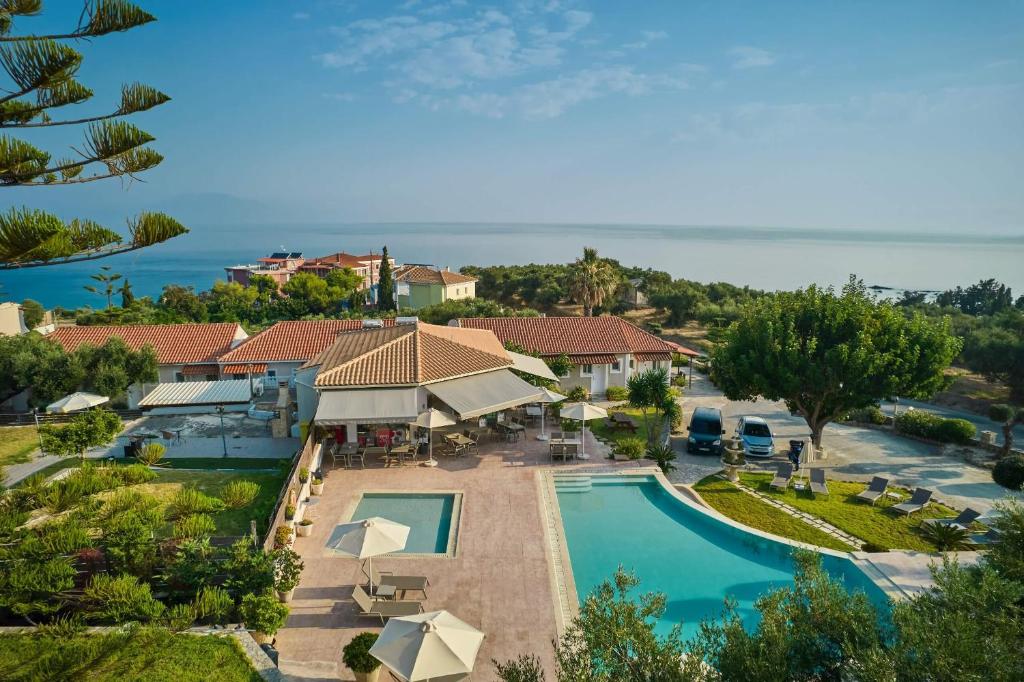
[711,278,961,446]
[567,247,621,317]
[0,0,186,269]
[40,407,122,459]
[377,246,395,311]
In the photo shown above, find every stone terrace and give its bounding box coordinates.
[275,429,621,681]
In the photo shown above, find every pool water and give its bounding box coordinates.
[555,476,889,640]
[351,492,456,554]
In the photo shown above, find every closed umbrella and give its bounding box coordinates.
[46,392,109,414]
[559,402,608,459]
[535,387,567,441]
[329,517,409,596]
[370,610,485,682]
[410,409,457,468]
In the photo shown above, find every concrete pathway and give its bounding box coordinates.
[880,397,1024,446]
[855,550,982,597]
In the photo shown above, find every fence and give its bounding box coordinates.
[0,409,143,426]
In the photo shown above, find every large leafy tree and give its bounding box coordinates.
[711,278,960,447]
[39,407,122,460]
[567,247,620,316]
[963,309,1024,401]
[0,0,187,269]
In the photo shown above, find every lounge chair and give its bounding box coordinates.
[922,507,980,530]
[855,477,889,505]
[366,565,430,599]
[351,585,423,624]
[969,528,1001,546]
[891,487,933,516]
[809,468,829,496]
[770,463,793,490]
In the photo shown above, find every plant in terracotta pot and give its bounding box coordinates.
[343,632,381,682]
[273,548,304,602]
[273,525,293,549]
[239,590,289,645]
[285,503,296,520]
[298,467,310,484]
[310,475,324,496]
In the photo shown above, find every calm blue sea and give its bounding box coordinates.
[3,222,1023,309]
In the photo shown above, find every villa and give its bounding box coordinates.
[455,316,677,397]
[393,264,477,310]
[224,251,305,288]
[224,250,397,303]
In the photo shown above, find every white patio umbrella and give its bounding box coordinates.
[329,517,409,596]
[410,409,457,468]
[559,402,608,460]
[45,391,109,414]
[369,610,485,682]
[535,387,567,441]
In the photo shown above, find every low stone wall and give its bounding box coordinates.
[262,436,320,551]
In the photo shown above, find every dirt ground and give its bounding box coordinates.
[931,368,1015,417]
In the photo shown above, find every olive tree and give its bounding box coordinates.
[988,404,1024,458]
[39,407,122,460]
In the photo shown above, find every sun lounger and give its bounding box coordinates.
[770,463,794,490]
[809,468,829,496]
[969,528,1001,546]
[891,487,933,516]
[367,565,430,598]
[855,476,889,505]
[922,507,980,530]
[352,585,423,624]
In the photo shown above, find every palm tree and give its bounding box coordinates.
[84,265,122,309]
[568,247,620,316]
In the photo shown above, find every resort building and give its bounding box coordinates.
[0,302,28,337]
[393,265,477,310]
[224,251,305,288]
[455,316,676,398]
[46,323,249,407]
[299,251,396,304]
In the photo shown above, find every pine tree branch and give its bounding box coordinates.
[0,82,167,127]
[0,0,156,42]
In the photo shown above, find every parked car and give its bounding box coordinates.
[735,416,775,458]
[686,406,725,455]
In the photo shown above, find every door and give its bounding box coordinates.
[591,365,608,397]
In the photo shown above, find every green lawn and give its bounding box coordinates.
[736,472,960,552]
[0,426,40,467]
[116,456,291,471]
[0,627,261,682]
[589,406,656,448]
[692,477,855,551]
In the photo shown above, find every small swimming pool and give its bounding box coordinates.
[555,475,889,639]
[349,492,460,555]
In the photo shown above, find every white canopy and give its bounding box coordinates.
[139,380,251,408]
[425,370,542,419]
[559,402,609,422]
[410,408,457,430]
[46,392,109,413]
[506,350,557,382]
[329,517,410,595]
[370,610,485,682]
[314,388,420,425]
[536,387,567,404]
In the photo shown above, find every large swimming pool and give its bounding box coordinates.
[555,475,889,639]
[349,492,459,555]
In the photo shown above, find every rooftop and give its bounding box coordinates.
[218,319,396,364]
[394,265,477,286]
[457,316,674,359]
[46,323,245,365]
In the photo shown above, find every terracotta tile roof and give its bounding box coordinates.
[222,363,268,374]
[394,265,477,286]
[569,354,618,365]
[633,352,673,362]
[181,364,220,376]
[47,323,243,365]
[663,340,702,357]
[218,320,396,364]
[309,322,510,387]
[457,316,675,359]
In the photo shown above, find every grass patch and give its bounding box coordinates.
[118,457,292,471]
[0,426,40,467]
[737,472,959,552]
[0,627,260,682]
[589,406,655,447]
[692,476,855,552]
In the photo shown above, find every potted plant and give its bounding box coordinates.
[274,525,293,549]
[273,548,304,602]
[240,590,289,645]
[343,632,382,682]
[298,467,310,485]
[721,438,746,482]
[285,503,296,520]
[296,517,314,537]
[311,475,324,496]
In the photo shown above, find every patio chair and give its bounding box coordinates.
[809,468,829,496]
[968,528,1001,546]
[550,443,564,461]
[891,488,933,516]
[770,463,794,490]
[366,565,430,599]
[922,507,981,530]
[352,585,423,624]
[854,477,889,505]
[565,443,579,460]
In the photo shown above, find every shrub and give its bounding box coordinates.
[163,602,197,632]
[273,525,293,549]
[647,444,676,474]
[135,442,166,466]
[285,504,296,520]
[993,454,1024,490]
[239,591,289,637]
[844,405,888,425]
[933,418,976,444]
[224,539,275,596]
[81,574,165,623]
[343,632,381,674]
[112,463,157,485]
[273,548,305,593]
[604,386,629,401]
[920,522,971,551]
[167,488,224,520]
[616,437,646,460]
[221,480,260,509]
[494,654,547,682]
[194,586,234,625]
[862,542,890,553]
[647,322,663,335]
[895,410,976,444]
[566,385,589,402]
[298,467,309,484]
[173,513,216,540]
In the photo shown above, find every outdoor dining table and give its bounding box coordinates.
[444,433,473,455]
[389,444,413,465]
[333,442,359,468]
[363,446,390,466]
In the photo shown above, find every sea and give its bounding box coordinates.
[3,222,1023,310]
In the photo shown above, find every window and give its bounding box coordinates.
[610,359,622,373]
[581,364,594,376]
[267,369,277,378]
[174,372,184,382]
[629,358,635,369]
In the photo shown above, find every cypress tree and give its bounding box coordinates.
[377,245,395,310]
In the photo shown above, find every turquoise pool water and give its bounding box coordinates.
[555,476,889,639]
[351,493,456,554]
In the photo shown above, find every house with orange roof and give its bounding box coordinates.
[455,316,676,398]
[393,265,477,310]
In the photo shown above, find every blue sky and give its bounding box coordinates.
[9,0,1024,232]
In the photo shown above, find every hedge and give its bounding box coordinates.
[605,386,629,401]
[993,455,1024,490]
[895,410,976,444]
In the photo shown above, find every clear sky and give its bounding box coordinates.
[10,0,1024,233]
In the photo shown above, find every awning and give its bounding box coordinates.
[222,363,268,374]
[181,364,220,376]
[664,341,702,358]
[506,350,557,381]
[425,369,542,419]
[567,354,617,365]
[139,380,252,407]
[633,352,673,362]
[314,388,420,425]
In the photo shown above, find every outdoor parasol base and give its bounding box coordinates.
[577,453,590,460]
[536,433,550,441]
[421,459,439,467]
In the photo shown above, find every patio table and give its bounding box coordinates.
[390,444,412,465]
[363,446,390,466]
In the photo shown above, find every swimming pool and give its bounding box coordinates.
[349,492,460,555]
[554,475,889,639]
